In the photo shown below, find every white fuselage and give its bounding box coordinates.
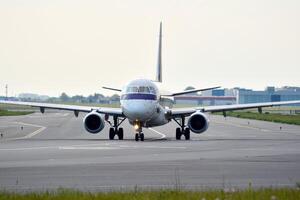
[120,79,172,127]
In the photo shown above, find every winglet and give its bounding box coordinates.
[156,22,163,82]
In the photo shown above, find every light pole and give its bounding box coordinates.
[5,84,8,100]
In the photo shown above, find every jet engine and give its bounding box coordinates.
[187,111,209,134]
[83,111,105,134]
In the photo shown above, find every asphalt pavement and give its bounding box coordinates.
[0,111,300,191]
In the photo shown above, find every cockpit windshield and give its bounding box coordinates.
[126,86,139,93]
[126,86,156,94]
[138,86,150,93]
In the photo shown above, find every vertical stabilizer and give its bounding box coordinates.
[156,22,162,82]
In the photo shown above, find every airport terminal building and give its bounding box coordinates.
[175,86,300,106]
[234,86,300,105]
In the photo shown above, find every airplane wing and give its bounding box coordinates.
[0,100,123,116]
[162,86,221,97]
[171,100,300,117]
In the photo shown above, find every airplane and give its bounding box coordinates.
[1,22,300,141]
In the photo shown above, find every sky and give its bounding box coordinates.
[0,0,299,97]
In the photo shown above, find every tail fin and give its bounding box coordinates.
[156,22,162,82]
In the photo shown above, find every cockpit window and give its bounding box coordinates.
[126,86,156,94]
[139,86,150,93]
[149,86,156,94]
[126,86,139,93]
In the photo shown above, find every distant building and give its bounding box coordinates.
[176,86,300,106]
[175,95,236,106]
[212,89,225,96]
[18,93,50,101]
[233,86,300,105]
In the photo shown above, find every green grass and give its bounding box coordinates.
[0,102,120,111]
[0,104,34,111]
[0,188,299,200]
[57,102,121,108]
[0,109,34,116]
[214,111,300,125]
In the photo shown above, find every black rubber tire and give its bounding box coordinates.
[135,133,139,141]
[140,133,144,141]
[118,128,124,140]
[109,128,115,140]
[184,128,190,140]
[176,128,181,140]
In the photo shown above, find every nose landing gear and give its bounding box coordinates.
[134,121,144,141]
[135,132,144,141]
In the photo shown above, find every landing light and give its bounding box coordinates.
[134,124,139,130]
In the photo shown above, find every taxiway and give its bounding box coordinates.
[0,111,300,191]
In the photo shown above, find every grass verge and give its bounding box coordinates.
[0,109,34,116]
[0,188,299,200]
[213,111,300,125]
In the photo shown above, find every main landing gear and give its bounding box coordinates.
[107,116,126,140]
[173,116,190,140]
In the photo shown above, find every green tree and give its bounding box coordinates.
[60,92,69,102]
[184,86,195,91]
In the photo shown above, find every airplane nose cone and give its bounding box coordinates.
[122,100,156,121]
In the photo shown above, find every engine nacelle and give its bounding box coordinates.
[83,111,105,134]
[188,111,209,134]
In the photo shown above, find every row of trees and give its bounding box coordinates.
[55,92,120,104]
[18,86,197,103]
[56,86,196,103]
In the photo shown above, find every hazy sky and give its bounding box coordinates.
[0,0,299,97]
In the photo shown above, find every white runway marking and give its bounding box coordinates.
[5,122,47,141]
[0,143,186,151]
[0,146,54,151]
[59,146,119,150]
[15,122,46,139]
[148,128,166,139]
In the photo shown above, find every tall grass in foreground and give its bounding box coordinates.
[0,188,299,200]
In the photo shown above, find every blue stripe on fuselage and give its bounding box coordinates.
[121,93,157,100]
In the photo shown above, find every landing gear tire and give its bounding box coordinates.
[176,128,182,140]
[108,116,126,140]
[174,116,191,140]
[184,128,190,140]
[109,128,115,140]
[140,133,144,141]
[117,128,124,140]
[135,133,139,141]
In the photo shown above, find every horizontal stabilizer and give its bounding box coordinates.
[102,87,122,92]
[163,86,221,96]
